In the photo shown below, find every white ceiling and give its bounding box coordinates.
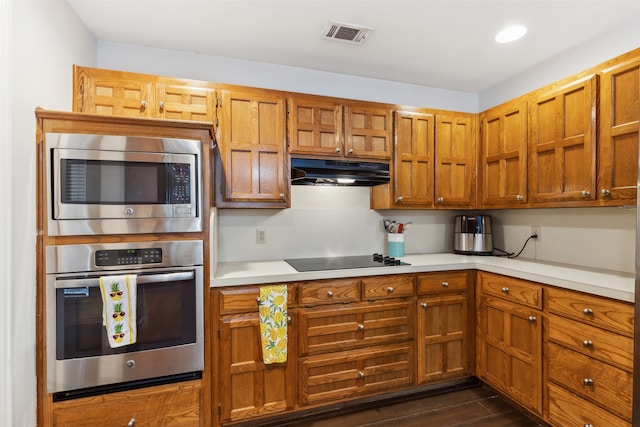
[67,0,640,93]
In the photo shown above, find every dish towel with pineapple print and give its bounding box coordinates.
[258,284,288,364]
[99,275,137,348]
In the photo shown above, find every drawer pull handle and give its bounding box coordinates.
[601,188,611,197]
[396,196,404,202]
[287,315,292,324]
[584,424,594,427]
[347,148,354,155]
[437,197,444,203]
[256,297,261,304]
[327,291,334,297]
[128,419,136,427]
[159,101,165,112]
[583,340,593,348]
[583,308,593,315]
[527,316,537,322]
[421,302,428,309]
[358,371,365,379]
[358,324,365,331]
[516,194,524,201]
[442,281,449,288]
[501,287,509,293]
[387,286,394,293]
[583,378,594,386]
[140,100,147,111]
[335,147,341,153]
[581,190,591,197]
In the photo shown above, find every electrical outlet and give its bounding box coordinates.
[256,228,266,244]
[531,226,541,242]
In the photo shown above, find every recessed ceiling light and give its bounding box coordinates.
[495,25,527,43]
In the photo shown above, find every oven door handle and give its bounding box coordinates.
[55,271,195,288]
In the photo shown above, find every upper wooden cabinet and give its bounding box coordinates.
[528,75,598,204]
[434,113,477,208]
[598,57,640,203]
[392,111,436,208]
[73,65,216,122]
[479,100,528,208]
[215,88,290,208]
[288,95,392,160]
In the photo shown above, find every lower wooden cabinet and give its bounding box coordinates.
[52,380,203,426]
[299,343,414,406]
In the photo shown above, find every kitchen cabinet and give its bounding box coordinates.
[416,271,472,384]
[297,275,415,406]
[214,286,297,424]
[52,380,203,426]
[476,272,543,415]
[215,88,290,207]
[528,74,597,204]
[597,56,640,203]
[434,113,477,208]
[544,287,634,426]
[479,99,528,208]
[391,110,436,208]
[73,65,216,122]
[288,95,392,160]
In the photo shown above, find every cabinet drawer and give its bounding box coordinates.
[547,313,633,370]
[362,274,414,300]
[53,380,202,426]
[480,272,542,309]
[545,287,634,336]
[547,382,630,427]
[299,343,414,405]
[298,301,414,355]
[298,278,360,305]
[218,284,296,315]
[547,343,632,420]
[417,271,469,295]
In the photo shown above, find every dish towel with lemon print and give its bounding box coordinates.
[259,284,288,364]
[99,275,137,348]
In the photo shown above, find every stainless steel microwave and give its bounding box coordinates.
[46,133,203,236]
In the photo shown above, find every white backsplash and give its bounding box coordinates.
[216,187,636,274]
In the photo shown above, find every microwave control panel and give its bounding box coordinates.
[95,248,163,266]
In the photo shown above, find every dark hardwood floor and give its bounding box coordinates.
[281,386,546,427]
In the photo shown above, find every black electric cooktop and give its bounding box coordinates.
[284,254,410,272]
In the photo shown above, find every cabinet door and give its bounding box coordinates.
[155,80,216,122]
[417,294,469,383]
[477,296,542,415]
[528,75,597,203]
[218,89,289,206]
[393,111,435,207]
[598,57,640,202]
[299,343,414,406]
[52,381,202,426]
[288,97,343,156]
[344,103,392,159]
[218,313,296,423]
[74,66,152,118]
[434,114,476,208]
[480,100,528,207]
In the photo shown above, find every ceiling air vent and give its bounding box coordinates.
[322,21,373,45]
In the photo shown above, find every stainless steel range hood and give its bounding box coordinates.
[291,158,390,186]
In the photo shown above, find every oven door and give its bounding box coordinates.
[46,266,204,394]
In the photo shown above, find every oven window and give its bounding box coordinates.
[59,159,191,205]
[56,274,197,359]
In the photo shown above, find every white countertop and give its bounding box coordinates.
[212,253,635,302]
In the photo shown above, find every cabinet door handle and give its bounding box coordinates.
[437,197,444,203]
[527,316,537,322]
[128,419,136,427]
[287,315,292,324]
[140,100,147,111]
[601,188,611,196]
[358,371,365,379]
[501,287,509,294]
[583,378,594,386]
[327,290,334,297]
[583,308,593,315]
[335,147,341,153]
[421,302,428,308]
[387,286,394,293]
[159,101,165,112]
[582,339,593,348]
[396,196,404,202]
[584,424,594,427]
[581,190,591,197]
[279,193,284,200]
[256,297,261,304]
[441,281,449,288]
[347,148,354,155]
[516,194,524,201]
[358,324,365,331]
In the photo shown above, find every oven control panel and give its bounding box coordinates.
[95,248,163,266]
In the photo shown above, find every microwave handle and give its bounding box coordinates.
[55,271,195,289]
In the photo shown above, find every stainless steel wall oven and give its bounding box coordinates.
[46,133,203,236]
[46,240,204,400]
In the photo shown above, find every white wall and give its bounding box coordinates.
[3,2,96,425]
